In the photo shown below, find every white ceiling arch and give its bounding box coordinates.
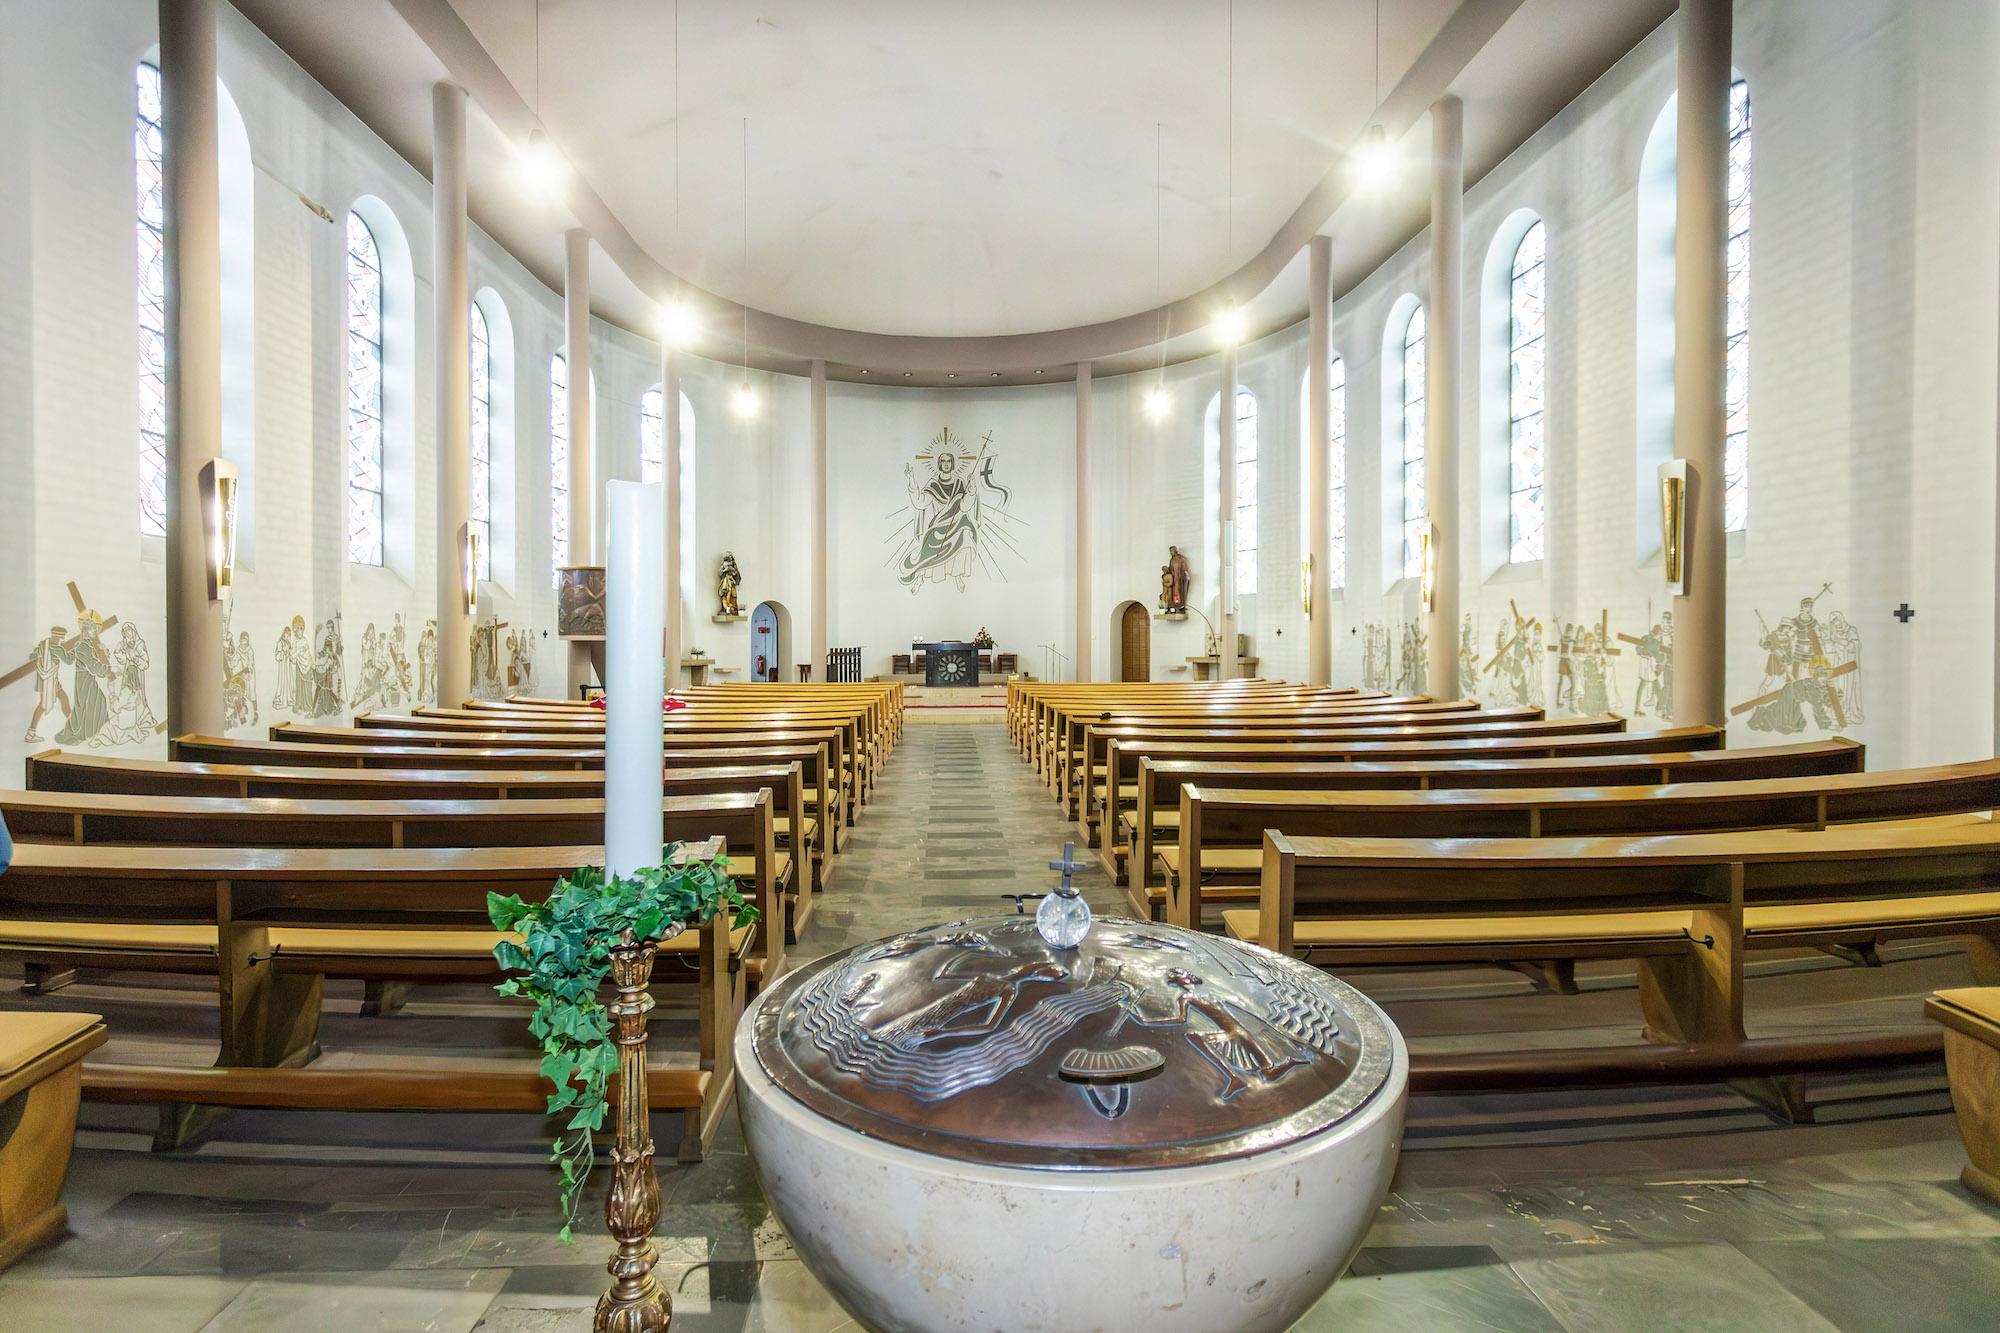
[235,0,1675,382]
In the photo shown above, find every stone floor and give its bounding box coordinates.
[3,721,1997,1330]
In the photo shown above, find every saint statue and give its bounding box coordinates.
[1160,545,1191,613]
[717,552,743,617]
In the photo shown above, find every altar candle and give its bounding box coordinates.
[604,480,665,878]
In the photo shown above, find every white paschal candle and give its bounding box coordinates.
[604,480,665,878]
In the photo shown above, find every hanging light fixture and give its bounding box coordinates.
[657,301,697,347]
[516,3,567,195]
[732,115,758,419]
[1351,1,1398,190]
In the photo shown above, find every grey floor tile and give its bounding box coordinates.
[1509,1243,1840,1332]
[1298,1258,1564,1331]
[199,1267,509,1332]
[1735,1236,2000,1331]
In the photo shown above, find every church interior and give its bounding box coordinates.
[4,0,2000,1328]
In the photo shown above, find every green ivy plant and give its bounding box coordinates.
[488,851,756,1242]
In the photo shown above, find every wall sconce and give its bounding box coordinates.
[1658,461,1688,596]
[459,523,480,617]
[1301,555,1314,618]
[1419,524,1437,612]
[199,459,239,601]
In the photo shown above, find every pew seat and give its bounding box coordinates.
[0,1011,106,1270]
[1928,986,2000,1206]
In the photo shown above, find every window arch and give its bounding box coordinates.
[1203,388,1260,600]
[550,352,569,582]
[136,64,168,537]
[468,300,492,582]
[137,63,254,548]
[344,210,385,565]
[1723,79,1751,533]
[1507,219,1547,562]
[1298,356,1348,592]
[1383,300,1428,580]
[1636,80,1751,551]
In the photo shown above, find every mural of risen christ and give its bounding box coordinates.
[899,444,981,590]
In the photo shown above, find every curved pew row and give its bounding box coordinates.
[1167,757,2000,933]
[1116,738,1857,911]
[0,839,745,1159]
[29,749,825,902]
[169,734,844,867]
[0,786,794,974]
[1075,712,1629,833]
[1090,724,1722,874]
[1236,821,2000,1112]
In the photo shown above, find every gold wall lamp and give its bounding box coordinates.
[198,458,239,601]
[1658,461,1689,596]
[459,523,481,616]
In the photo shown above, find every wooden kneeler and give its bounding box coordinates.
[0,1012,106,1270]
[1928,988,2000,1206]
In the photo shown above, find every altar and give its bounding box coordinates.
[913,640,979,687]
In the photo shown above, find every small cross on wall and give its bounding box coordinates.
[1894,603,1916,624]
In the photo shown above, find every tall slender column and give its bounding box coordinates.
[160,0,225,738]
[1425,96,1465,701]
[1074,361,1092,682]
[431,82,472,708]
[1305,236,1333,687]
[564,229,595,564]
[662,345,683,681]
[564,230,595,693]
[810,360,828,680]
[1218,344,1240,680]
[1671,0,1732,727]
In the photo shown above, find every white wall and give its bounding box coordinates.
[4,0,1998,777]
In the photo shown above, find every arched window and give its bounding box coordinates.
[1298,357,1349,593]
[1397,305,1428,580]
[468,301,491,581]
[1724,79,1751,532]
[1231,390,1259,595]
[550,353,569,583]
[135,64,168,537]
[1507,219,1547,563]
[345,211,385,565]
[1329,356,1347,589]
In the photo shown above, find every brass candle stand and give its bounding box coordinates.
[596,931,669,1331]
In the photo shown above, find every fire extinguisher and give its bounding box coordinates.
[756,654,768,680]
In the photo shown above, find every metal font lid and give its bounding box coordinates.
[750,916,1393,1170]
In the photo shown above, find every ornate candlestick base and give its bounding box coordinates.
[596,934,669,1332]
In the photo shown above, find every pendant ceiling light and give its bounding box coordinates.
[1214,0,1241,347]
[516,0,568,195]
[1352,0,1398,190]
[659,0,696,345]
[1146,122,1171,421]
[733,115,758,419]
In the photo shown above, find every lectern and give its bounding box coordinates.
[913,640,977,687]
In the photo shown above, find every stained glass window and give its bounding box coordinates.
[640,386,663,483]
[1724,79,1751,533]
[1231,389,1258,597]
[468,301,491,582]
[345,212,384,565]
[136,64,167,537]
[550,353,569,584]
[1329,356,1347,590]
[1508,220,1548,563]
[1400,305,1428,580]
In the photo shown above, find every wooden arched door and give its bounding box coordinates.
[1119,603,1150,682]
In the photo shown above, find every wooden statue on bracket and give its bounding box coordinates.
[1159,546,1191,615]
[717,553,743,618]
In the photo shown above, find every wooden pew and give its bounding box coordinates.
[1070,711,1607,825]
[29,751,828,897]
[1238,823,2000,1060]
[0,841,743,1159]
[0,1012,105,1270]
[0,787,795,973]
[1927,987,2000,1204]
[1033,691,1437,779]
[1089,724,1720,855]
[1165,758,2000,930]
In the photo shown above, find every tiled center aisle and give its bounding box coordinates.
[792,721,1126,963]
[3,715,1995,1330]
